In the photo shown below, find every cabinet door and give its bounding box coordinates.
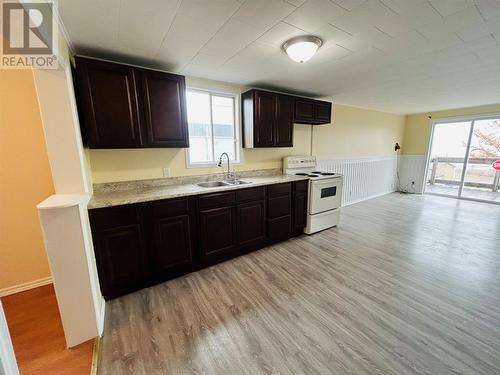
[294,98,315,123]
[268,195,292,219]
[152,214,193,277]
[75,57,142,148]
[93,223,148,299]
[315,101,332,124]
[275,94,294,147]
[140,69,189,148]
[254,91,276,147]
[293,192,308,235]
[237,200,266,249]
[268,215,292,242]
[199,206,237,262]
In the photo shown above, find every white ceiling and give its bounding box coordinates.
[59,0,500,114]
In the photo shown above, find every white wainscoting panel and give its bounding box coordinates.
[317,157,398,206]
[398,155,427,194]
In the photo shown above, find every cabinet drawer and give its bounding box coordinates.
[198,191,235,210]
[268,195,291,219]
[294,180,309,193]
[152,197,189,217]
[268,216,291,241]
[236,186,265,202]
[89,205,139,229]
[267,183,292,197]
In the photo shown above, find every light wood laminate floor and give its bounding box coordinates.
[98,193,500,375]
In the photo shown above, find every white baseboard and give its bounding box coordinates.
[0,276,53,297]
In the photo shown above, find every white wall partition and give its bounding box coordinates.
[33,27,104,348]
[0,301,19,375]
[37,195,104,347]
[317,157,398,206]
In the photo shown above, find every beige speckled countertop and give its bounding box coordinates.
[88,173,309,209]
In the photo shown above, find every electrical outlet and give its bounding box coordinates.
[163,167,171,177]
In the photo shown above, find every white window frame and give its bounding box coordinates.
[185,87,241,168]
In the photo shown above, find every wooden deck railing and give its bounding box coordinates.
[429,157,500,192]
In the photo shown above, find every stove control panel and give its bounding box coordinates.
[283,156,317,170]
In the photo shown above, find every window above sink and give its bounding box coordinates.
[185,88,241,168]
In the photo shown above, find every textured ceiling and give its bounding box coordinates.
[59,0,500,114]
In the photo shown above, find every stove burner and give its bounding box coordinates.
[295,173,309,176]
[308,174,319,177]
[321,172,335,176]
[311,171,322,174]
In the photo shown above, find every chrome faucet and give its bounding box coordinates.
[217,152,234,182]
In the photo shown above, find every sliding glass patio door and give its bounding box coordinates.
[461,118,500,202]
[425,116,500,203]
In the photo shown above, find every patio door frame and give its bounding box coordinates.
[424,112,500,205]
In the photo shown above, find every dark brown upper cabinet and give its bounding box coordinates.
[75,57,143,148]
[74,56,189,149]
[275,94,294,146]
[242,89,294,148]
[139,69,189,148]
[294,97,332,125]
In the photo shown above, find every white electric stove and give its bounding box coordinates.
[284,156,343,234]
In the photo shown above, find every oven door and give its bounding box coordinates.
[309,178,343,215]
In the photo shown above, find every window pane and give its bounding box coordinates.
[462,118,500,202]
[426,121,471,197]
[187,91,212,163]
[212,96,235,160]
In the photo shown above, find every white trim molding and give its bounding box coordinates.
[0,277,53,297]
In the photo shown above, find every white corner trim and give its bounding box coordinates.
[97,297,106,336]
[52,3,76,56]
[0,277,53,297]
[0,300,19,375]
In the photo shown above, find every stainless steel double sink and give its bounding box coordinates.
[197,180,252,188]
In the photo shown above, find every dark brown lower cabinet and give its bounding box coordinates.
[267,183,292,243]
[149,197,196,281]
[237,200,266,251]
[199,206,238,264]
[153,215,192,270]
[292,192,308,235]
[89,205,149,300]
[293,180,309,236]
[268,215,292,242]
[89,181,308,300]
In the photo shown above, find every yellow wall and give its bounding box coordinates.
[88,77,406,183]
[0,69,54,291]
[403,103,500,155]
[89,126,311,183]
[313,104,405,159]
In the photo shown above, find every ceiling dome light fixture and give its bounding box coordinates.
[283,35,323,63]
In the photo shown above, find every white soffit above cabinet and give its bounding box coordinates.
[59,0,500,114]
